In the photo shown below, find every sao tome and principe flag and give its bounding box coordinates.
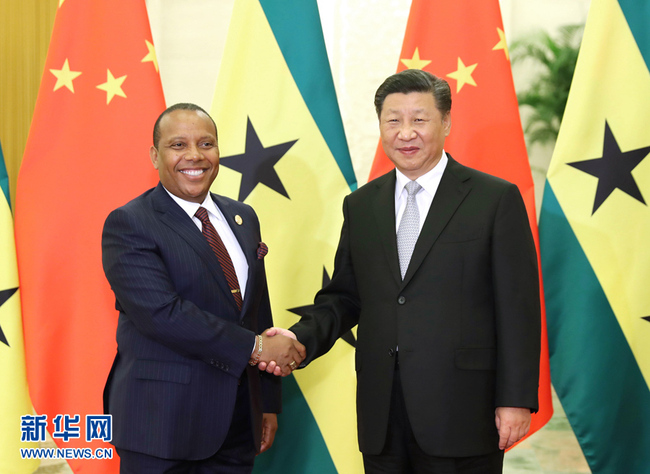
[209,1,360,472]
[14,1,165,472]
[539,0,650,472]
[368,0,553,445]
[1,141,39,473]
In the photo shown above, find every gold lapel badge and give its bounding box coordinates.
[234,215,243,225]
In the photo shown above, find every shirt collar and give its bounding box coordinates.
[395,151,448,197]
[162,186,222,221]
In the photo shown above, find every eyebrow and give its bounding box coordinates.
[166,135,216,142]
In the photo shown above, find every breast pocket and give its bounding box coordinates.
[438,224,485,243]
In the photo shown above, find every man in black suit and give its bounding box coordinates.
[102,103,305,473]
[263,70,540,473]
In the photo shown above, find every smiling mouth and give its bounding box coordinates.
[180,169,206,176]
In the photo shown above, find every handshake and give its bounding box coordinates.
[249,328,305,377]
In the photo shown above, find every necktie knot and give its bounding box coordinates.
[405,180,422,197]
[195,206,209,223]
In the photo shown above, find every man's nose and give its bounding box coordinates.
[185,144,203,160]
[398,125,416,140]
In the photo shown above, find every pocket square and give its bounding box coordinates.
[257,242,268,260]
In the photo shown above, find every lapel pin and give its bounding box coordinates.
[234,215,243,225]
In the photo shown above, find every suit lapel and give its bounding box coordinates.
[372,171,402,286]
[151,184,235,307]
[402,157,472,287]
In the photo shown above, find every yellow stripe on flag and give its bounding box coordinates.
[210,0,361,471]
[0,192,39,473]
[547,0,650,388]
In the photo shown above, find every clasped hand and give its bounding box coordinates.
[258,328,301,377]
[257,328,305,377]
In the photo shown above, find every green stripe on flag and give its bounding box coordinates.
[540,182,650,473]
[0,143,9,207]
[619,0,650,68]
[259,0,356,190]
[254,376,337,473]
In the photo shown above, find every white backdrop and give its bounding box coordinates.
[145,0,590,189]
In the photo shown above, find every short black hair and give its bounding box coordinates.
[152,103,218,148]
[374,69,451,118]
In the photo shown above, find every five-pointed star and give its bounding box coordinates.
[96,69,127,104]
[493,27,510,61]
[142,40,159,73]
[59,0,65,6]
[0,287,18,347]
[219,117,297,202]
[287,267,356,348]
[50,59,82,93]
[447,57,478,93]
[400,47,432,70]
[567,121,649,214]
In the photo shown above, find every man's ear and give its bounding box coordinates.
[443,113,452,137]
[149,145,159,169]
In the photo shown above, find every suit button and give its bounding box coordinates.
[397,296,406,305]
[210,359,217,366]
[388,349,395,357]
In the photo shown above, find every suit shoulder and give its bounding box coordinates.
[450,160,519,194]
[346,170,394,203]
[107,187,157,218]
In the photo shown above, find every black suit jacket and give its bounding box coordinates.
[291,156,540,457]
[102,182,280,460]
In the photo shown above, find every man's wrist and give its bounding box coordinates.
[249,334,263,366]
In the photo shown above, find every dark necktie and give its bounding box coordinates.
[194,206,243,310]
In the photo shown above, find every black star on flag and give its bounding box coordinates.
[288,267,356,348]
[568,121,650,214]
[220,117,298,202]
[0,287,18,347]
[643,316,650,324]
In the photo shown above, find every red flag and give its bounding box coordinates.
[15,1,165,471]
[369,0,552,444]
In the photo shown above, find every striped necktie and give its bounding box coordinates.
[195,206,243,310]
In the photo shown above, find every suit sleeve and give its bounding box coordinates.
[254,237,282,413]
[291,196,361,364]
[492,184,541,411]
[102,206,256,378]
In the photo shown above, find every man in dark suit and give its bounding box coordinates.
[102,103,305,473]
[263,70,540,473]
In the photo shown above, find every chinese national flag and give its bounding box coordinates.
[15,1,165,471]
[369,0,553,444]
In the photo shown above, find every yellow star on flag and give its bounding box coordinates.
[96,69,127,104]
[50,59,82,93]
[142,40,159,73]
[493,27,509,61]
[447,57,478,93]
[59,0,65,7]
[400,47,432,70]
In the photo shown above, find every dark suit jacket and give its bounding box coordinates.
[291,156,540,457]
[102,182,280,460]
